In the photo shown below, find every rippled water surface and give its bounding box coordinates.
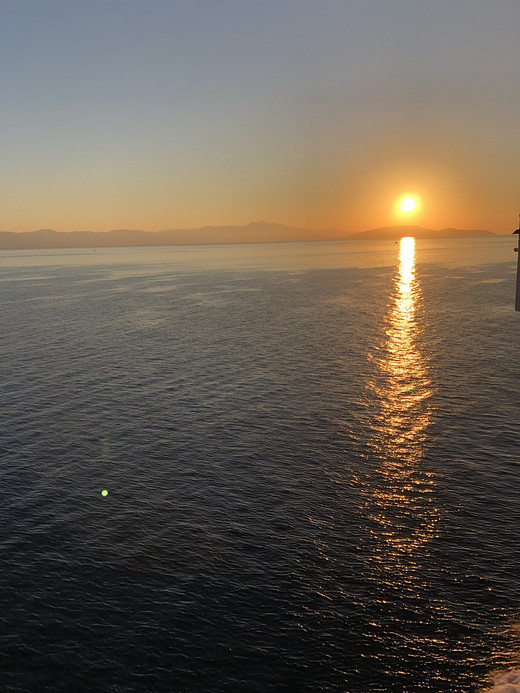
[1,237,519,692]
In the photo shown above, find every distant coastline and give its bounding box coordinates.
[0,222,496,250]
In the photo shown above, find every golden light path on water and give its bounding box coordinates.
[365,236,437,562]
[356,236,444,672]
[355,238,520,689]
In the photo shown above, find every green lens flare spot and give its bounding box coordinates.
[101,489,109,497]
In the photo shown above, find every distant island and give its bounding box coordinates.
[0,222,496,250]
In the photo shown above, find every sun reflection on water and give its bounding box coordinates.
[361,236,438,582]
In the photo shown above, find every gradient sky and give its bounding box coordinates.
[1,0,519,234]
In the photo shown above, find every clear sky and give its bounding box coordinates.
[1,0,519,234]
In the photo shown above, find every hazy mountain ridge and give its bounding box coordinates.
[348,225,494,240]
[0,222,496,249]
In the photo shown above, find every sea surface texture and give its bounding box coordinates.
[1,237,519,692]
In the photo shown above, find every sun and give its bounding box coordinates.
[401,197,416,213]
[397,194,421,216]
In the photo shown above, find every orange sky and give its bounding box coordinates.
[1,1,519,235]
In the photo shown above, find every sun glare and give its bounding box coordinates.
[397,194,421,217]
[401,197,416,213]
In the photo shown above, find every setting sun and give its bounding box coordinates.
[397,194,421,217]
[401,197,416,213]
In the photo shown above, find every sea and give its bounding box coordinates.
[1,236,519,692]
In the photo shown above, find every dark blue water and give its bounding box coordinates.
[1,238,519,692]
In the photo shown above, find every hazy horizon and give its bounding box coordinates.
[0,219,513,239]
[2,1,519,235]
[0,222,506,251]
[0,220,508,234]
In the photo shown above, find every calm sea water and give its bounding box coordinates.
[1,237,519,692]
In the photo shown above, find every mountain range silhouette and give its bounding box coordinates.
[0,222,494,250]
